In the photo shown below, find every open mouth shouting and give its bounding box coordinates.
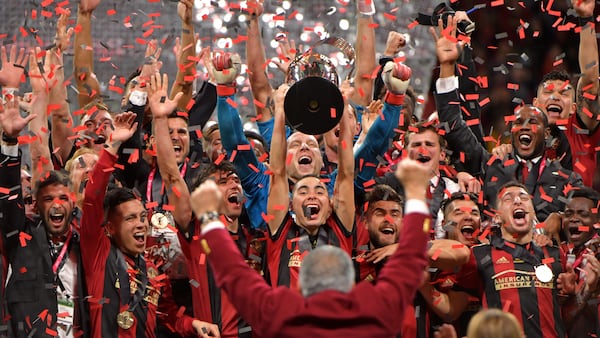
[48,207,66,228]
[515,130,535,155]
[299,156,312,165]
[512,209,528,226]
[567,224,583,240]
[297,155,314,172]
[133,231,146,247]
[173,144,182,157]
[518,134,532,147]
[460,225,475,240]
[379,223,396,239]
[416,154,432,164]
[545,104,563,120]
[93,134,107,144]
[227,192,244,206]
[303,204,321,220]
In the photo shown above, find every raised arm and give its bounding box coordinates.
[82,112,137,253]
[73,0,101,107]
[354,61,411,193]
[28,48,54,183]
[114,40,161,188]
[170,0,197,110]
[245,0,274,123]
[0,45,27,93]
[0,95,37,253]
[431,16,487,173]
[148,73,191,230]
[210,52,262,176]
[266,84,290,235]
[350,0,376,106]
[333,82,356,232]
[573,0,600,130]
[49,9,75,166]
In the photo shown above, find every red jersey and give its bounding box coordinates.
[82,149,197,338]
[266,213,353,289]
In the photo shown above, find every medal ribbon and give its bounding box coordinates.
[115,249,148,320]
[146,160,188,204]
[52,230,73,275]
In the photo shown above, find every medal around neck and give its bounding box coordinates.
[151,212,170,229]
[535,264,553,283]
[117,310,135,330]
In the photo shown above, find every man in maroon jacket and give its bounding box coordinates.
[190,158,432,337]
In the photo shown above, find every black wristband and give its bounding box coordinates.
[379,56,394,66]
[579,16,595,27]
[1,133,17,144]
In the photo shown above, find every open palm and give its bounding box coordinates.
[0,97,36,137]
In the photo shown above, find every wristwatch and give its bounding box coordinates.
[198,211,220,226]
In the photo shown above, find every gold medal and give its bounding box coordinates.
[150,212,169,229]
[535,264,553,283]
[117,310,135,330]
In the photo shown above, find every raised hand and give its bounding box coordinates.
[383,32,408,57]
[28,48,52,94]
[246,0,264,17]
[54,9,74,52]
[140,39,163,83]
[395,158,431,201]
[148,73,182,119]
[0,45,27,88]
[430,15,462,66]
[79,0,102,14]
[108,112,138,144]
[361,99,382,135]
[273,83,289,115]
[381,61,411,95]
[191,180,223,220]
[0,96,36,138]
[572,0,595,18]
[177,0,194,25]
[211,52,241,86]
[272,37,302,75]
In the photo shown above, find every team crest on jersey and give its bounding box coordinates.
[495,256,510,264]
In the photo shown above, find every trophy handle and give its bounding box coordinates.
[312,36,356,81]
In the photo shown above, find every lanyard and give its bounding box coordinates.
[52,230,72,275]
[146,160,188,205]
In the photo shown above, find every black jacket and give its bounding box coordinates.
[0,153,89,337]
[435,89,583,221]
